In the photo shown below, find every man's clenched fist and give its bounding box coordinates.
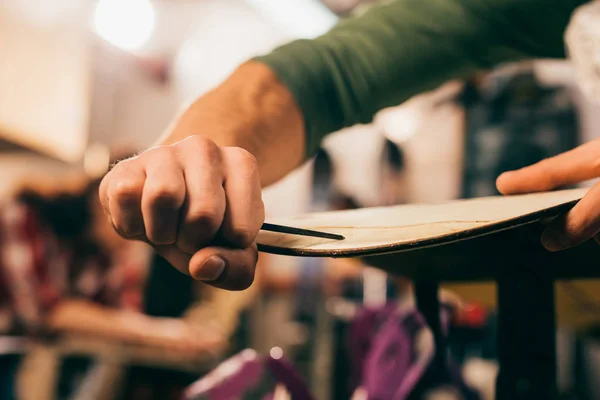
[100,135,265,290]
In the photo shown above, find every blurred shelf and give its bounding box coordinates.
[53,335,223,374]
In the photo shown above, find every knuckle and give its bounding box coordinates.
[535,160,558,189]
[202,143,221,163]
[111,224,130,238]
[186,207,222,231]
[227,147,258,172]
[181,136,221,159]
[228,226,257,247]
[145,183,183,208]
[112,219,143,238]
[142,145,175,162]
[228,146,256,163]
[113,225,133,238]
[110,178,141,202]
[544,174,560,191]
[110,156,138,173]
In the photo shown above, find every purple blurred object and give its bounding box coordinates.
[183,349,264,400]
[362,310,433,399]
[184,348,315,400]
[348,304,399,391]
[350,303,480,400]
[266,353,315,400]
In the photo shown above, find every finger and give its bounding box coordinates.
[189,244,258,291]
[141,148,185,245]
[541,182,600,251]
[220,148,265,247]
[496,139,600,195]
[153,245,192,277]
[176,137,226,254]
[104,159,147,238]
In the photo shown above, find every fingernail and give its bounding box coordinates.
[541,229,567,251]
[196,256,226,281]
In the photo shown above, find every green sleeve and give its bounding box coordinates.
[253,0,588,158]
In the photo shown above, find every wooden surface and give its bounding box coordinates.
[257,188,588,257]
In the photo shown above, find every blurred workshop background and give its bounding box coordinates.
[2,0,600,399]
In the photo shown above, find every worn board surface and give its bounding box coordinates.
[257,188,588,257]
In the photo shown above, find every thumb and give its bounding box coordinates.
[153,243,258,291]
[189,244,258,291]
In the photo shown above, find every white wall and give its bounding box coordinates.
[323,125,388,207]
[0,3,91,162]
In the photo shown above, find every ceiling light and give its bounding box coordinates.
[93,0,156,51]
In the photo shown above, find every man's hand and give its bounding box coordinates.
[99,62,306,289]
[496,139,600,252]
[99,136,265,290]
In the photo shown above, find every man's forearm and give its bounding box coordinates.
[156,62,305,187]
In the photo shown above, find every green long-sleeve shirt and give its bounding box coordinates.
[254,0,589,158]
